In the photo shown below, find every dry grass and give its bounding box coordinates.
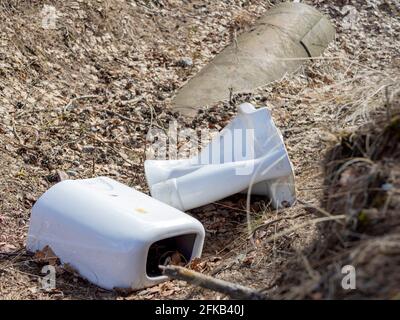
[270,79,400,299]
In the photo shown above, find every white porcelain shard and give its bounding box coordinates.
[26,177,205,290]
[145,103,296,211]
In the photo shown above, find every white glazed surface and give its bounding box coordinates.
[145,103,296,210]
[27,177,205,290]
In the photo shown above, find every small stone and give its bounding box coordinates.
[341,5,359,30]
[177,57,193,68]
[0,243,17,253]
[82,145,95,153]
[66,170,78,177]
[382,183,394,191]
[46,170,69,183]
[56,170,69,181]
[120,92,135,101]
[29,287,38,294]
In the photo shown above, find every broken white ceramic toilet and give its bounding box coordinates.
[26,177,205,290]
[145,103,296,211]
[172,2,335,117]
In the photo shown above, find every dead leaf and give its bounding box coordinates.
[114,287,133,296]
[147,286,161,293]
[34,245,59,266]
[339,167,357,187]
[161,289,175,297]
[62,263,79,275]
[188,257,203,272]
[171,251,185,266]
[0,243,17,253]
[23,192,36,207]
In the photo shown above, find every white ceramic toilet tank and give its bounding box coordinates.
[26,177,205,290]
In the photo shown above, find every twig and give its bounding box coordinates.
[102,110,144,125]
[92,155,96,175]
[159,265,267,300]
[11,118,24,145]
[63,95,100,112]
[297,199,345,226]
[248,213,307,239]
[101,109,166,131]
[264,215,347,244]
[384,84,393,122]
[90,135,136,166]
[0,251,31,258]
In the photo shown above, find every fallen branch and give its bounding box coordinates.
[159,265,267,300]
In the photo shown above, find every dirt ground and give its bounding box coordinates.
[0,0,399,299]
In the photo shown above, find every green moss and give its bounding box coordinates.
[358,211,368,225]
